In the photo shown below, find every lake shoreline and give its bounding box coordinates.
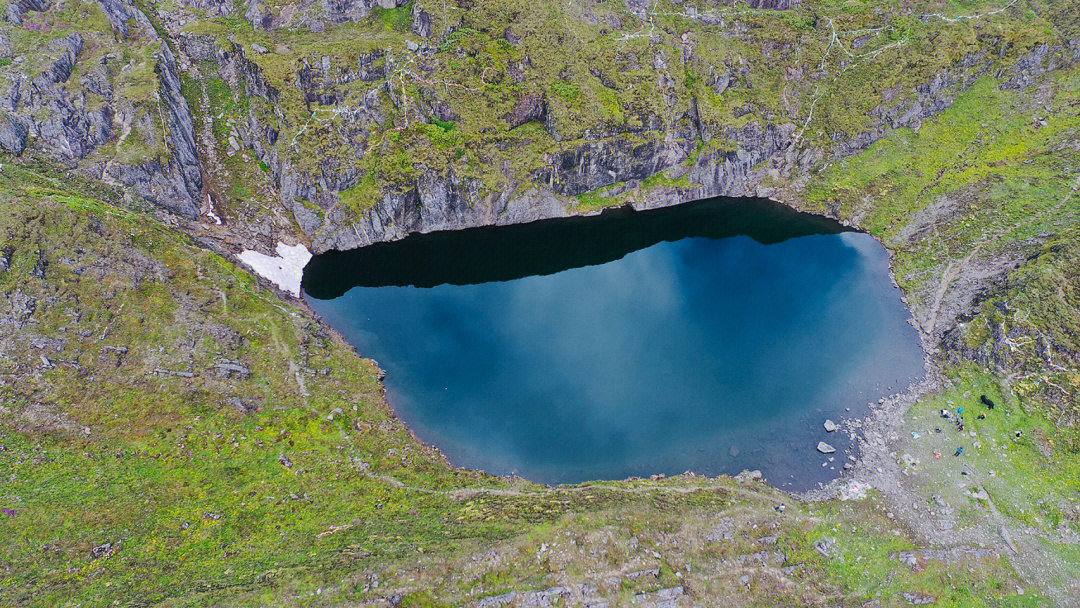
[302,274,938,503]
[300,195,933,495]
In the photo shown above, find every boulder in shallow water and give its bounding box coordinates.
[734,469,762,483]
[817,441,836,454]
[824,419,838,432]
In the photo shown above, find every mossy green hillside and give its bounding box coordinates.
[0,162,1052,606]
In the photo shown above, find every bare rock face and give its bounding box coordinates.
[297,50,387,105]
[97,0,203,218]
[13,33,110,161]
[411,4,433,38]
[0,115,27,155]
[1002,41,1080,90]
[503,93,547,130]
[735,469,763,483]
[180,0,233,17]
[746,0,801,9]
[2,0,203,218]
[900,591,937,605]
[3,0,52,24]
[627,0,798,20]
[539,135,675,197]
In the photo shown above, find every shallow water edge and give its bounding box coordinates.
[302,196,928,491]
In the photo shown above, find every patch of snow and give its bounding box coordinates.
[206,195,223,225]
[238,242,312,298]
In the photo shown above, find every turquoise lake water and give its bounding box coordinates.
[303,198,925,490]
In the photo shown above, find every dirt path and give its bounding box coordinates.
[356,467,786,505]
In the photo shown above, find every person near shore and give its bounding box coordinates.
[954,447,964,457]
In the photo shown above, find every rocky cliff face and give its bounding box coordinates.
[4,0,1080,250]
[1,0,203,217]
[0,32,109,159]
[293,38,1076,253]
[174,1,1080,254]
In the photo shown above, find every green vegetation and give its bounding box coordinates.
[338,174,381,214]
[781,498,1043,606]
[907,369,1080,533]
[550,80,581,102]
[0,166,521,605]
[574,171,695,211]
[371,2,415,33]
[419,120,464,149]
[575,185,621,211]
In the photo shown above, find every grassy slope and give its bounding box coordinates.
[0,162,1053,606]
[806,68,1080,418]
[0,165,524,605]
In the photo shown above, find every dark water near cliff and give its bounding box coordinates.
[303,198,925,490]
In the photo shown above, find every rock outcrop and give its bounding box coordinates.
[7,0,1080,255]
[2,0,203,217]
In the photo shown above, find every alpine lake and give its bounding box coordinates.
[303,198,925,490]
